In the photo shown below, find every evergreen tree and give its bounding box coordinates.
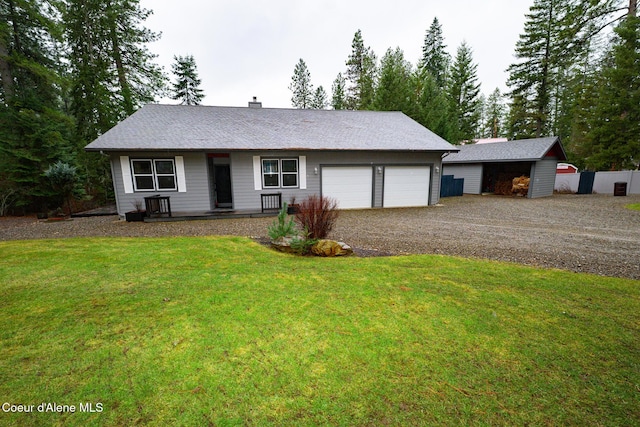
[476,93,487,138]
[506,0,627,140]
[448,41,482,142]
[171,54,204,105]
[311,86,328,109]
[411,17,456,142]
[419,17,450,89]
[331,73,346,110]
[584,14,640,170]
[65,0,166,131]
[0,0,75,212]
[415,73,455,142]
[374,47,414,113]
[482,88,506,138]
[507,0,563,138]
[64,0,166,201]
[289,58,313,109]
[345,29,377,110]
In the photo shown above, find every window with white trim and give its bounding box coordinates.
[131,159,177,191]
[262,158,298,188]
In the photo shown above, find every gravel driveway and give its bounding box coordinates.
[1,194,639,280]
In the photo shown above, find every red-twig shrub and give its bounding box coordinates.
[294,195,339,239]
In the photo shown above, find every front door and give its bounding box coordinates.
[214,164,232,208]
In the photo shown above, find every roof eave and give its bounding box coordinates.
[86,147,459,153]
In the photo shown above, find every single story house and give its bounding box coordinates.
[85,102,459,216]
[442,137,567,198]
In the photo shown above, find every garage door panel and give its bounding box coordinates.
[384,166,430,207]
[322,167,372,209]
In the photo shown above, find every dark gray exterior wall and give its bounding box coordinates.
[529,158,558,198]
[111,150,445,215]
[441,164,483,194]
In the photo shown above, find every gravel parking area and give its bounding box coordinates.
[1,194,639,280]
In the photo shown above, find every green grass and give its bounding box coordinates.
[0,237,639,426]
[626,203,640,211]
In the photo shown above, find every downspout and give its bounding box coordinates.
[101,150,122,217]
[436,151,453,204]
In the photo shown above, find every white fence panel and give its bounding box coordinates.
[555,170,640,194]
[555,174,580,193]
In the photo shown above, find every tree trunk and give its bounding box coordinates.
[537,0,554,138]
[630,0,637,17]
[106,1,134,115]
[0,37,13,101]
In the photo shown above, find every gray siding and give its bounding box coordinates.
[529,158,558,198]
[442,164,483,194]
[232,151,443,210]
[111,150,446,214]
[111,152,210,215]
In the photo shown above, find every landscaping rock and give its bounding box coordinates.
[271,236,297,254]
[311,239,353,257]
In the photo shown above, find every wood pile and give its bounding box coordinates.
[494,180,513,195]
[493,174,530,196]
[494,173,515,195]
[511,175,530,196]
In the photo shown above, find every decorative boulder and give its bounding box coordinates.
[271,236,297,254]
[311,240,353,257]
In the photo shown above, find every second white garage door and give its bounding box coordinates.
[322,167,372,209]
[383,166,430,207]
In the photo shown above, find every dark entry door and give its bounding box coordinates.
[214,165,232,207]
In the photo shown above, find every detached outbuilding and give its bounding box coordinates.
[442,137,566,198]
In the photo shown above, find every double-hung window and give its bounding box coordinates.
[262,158,298,188]
[131,159,177,191]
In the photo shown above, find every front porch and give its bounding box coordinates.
[142,209,279,222]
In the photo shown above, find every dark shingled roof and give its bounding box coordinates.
[442,137,566,163]
[85,104,458,152]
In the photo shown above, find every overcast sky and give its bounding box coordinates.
[139,0,533,108]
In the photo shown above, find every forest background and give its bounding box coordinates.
[0,0,638,214]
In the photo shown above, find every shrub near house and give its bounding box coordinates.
[269,195,350,256]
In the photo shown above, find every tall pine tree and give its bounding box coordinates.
[584,12,639,170]
[448,41,482,142]
[374,47,414,113]
[289,58,313,109]
[482,88,506,138]
[419,17,450,89]
[64,0,166,200]
[0,0,74,212]
[65,0,166,135]
[414,18,455,142]
[171,54,204,105]
[415,73,455,142]
[311,86,328,109]
[506,0,627,140]
[345,30,376,110]
[507,0,563,139]
[331,73,346,110]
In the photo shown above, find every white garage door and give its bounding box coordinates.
[322,167,372,209]
[383,166,430,207]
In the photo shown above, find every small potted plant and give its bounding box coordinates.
[125,199,146,222]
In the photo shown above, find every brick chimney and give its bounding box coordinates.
[248,96,262,108]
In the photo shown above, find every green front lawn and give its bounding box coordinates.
[1,237,638,426]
